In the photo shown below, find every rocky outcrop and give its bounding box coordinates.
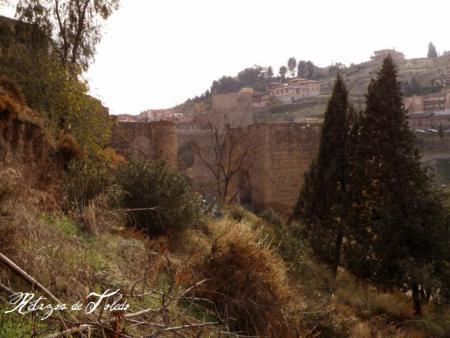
[0,78,57,187]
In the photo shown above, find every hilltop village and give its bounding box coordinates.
[112,48,450,214]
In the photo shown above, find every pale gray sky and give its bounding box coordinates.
[1,0,450,114]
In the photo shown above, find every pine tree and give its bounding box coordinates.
[293,74,352,276]
[279,66,287,82]
[346,56,448,315]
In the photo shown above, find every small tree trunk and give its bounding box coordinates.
[412,282,422,316]
[331,226,343,278]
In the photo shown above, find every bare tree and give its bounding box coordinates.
[190,118,262,206]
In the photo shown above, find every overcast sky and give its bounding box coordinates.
[1,0,450,115]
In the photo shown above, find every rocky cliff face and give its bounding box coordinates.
[0,78,57,188]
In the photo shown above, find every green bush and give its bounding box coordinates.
[116,159,202,236]
[62,160,121,210]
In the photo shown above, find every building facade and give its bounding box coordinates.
[268,78,320,104]
[409,110,450,130]
[405,89,450,130]
[371,49,405,62]
[404,88,450,113]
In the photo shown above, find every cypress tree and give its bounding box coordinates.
[346,56,448,315]
[293,74,352,276]
[428,42,438,58]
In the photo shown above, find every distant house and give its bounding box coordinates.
[371,49,405,62]
[409,110,450,130]
[405,88,450,130]
[404,88,450,113]
[268,78,320,104]
[139,110,184,122]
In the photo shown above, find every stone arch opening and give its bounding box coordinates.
[130,135,154,159]
[178,142,195,170]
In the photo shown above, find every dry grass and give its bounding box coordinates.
[336,273,415,323]
[227,204,266,226]
[331,272,450,337]
[0,165,145,297]
[101,146,126,167]
[0,76,25,106]
[77,193,124,236]
[0,168,22,255]
[2,163,450,337]
[187,219,301,337]
[0,165,224,336]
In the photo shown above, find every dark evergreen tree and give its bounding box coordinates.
[279,66,287,82]
[293,74,352,276]
[439,124,444,138]
[346,56,448,316]
[428,42,438,58]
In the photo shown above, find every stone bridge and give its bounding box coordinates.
[110,120,320,214]
[110,121,177,166]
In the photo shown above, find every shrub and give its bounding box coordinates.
[227,204,264,226]
[259,208,284,227]
[62,159,121,210]
[57,133,85,165]
[116,159,202,236]
[100,147,126,167]
[274,221,332,279]
[189,221,294,337]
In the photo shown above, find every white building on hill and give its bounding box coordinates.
[268,78,320,103]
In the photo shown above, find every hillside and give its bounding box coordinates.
[330,56,450,96]
[3,9,450,336]
[173,55,450,124]
[3,75,450,337]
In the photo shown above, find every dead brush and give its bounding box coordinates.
[188,221,299,337]
[80,193,124,236]
[0,88,20,128]
[0,167,22,254]
[0,76,23,128]
[57,133,85,165]
[0,76,25,106]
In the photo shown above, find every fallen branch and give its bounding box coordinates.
[44,324,91,338]
[0,281,14,296]
[175,279,207,301]
[160,321,220,333]
[0,252,60,304]
[107,207,158,214]
[0,252,81,334]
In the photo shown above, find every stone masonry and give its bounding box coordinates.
[111,120,319,214]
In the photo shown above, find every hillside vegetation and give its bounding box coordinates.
[1,76,450,337]
[2,5,450,336]
[185,55,450,123]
